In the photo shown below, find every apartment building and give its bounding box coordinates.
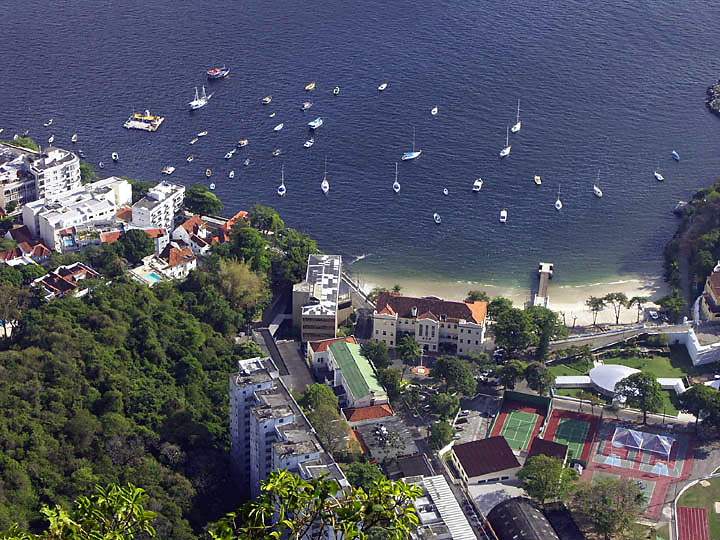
[372,292,488,355]
[131,181,185,231]
[229,357,348,501]
[28,146,82,201]
[0,145,36,210]
[404,475,476,540]
[292,254,342,342]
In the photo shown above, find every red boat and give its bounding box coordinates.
[206,65,230,80]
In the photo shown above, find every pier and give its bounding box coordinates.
[532,262,553,308]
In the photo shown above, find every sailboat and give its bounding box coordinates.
[304,137,315,148]
[71,133,78,143]
[187,154,195,163]
[225,149,236,159]
[98,161,104,169]
[111,152,119,162]
[401,127,422,160]
[189,86,213,110]
[305,81,316,91]
[205,168,212,178]
[499,125,511,158]
[302,101,313,111]
[555,185,563,211]
[431,106,438,116]
[534,175,542,186]
[209,183,216,190]
[277,165,286,197]
[333,86,340,96]
[472,178,483,192]
[499,209,508,223]
[273,123,284,132]
[229,170,235,179]
[197,131,208,137]
[237,139,249,147]
[47,135,54,144]
[443,188,449,196]
[672,150,680,161]
[43,118,53,127]
[511,99,522,133]
[321,157,329,194]
[392,162,401,193]
[593,170,603,198]
[262,96,272,105]
[378,81,388,91]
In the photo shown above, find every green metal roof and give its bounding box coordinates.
[329,342,387,402]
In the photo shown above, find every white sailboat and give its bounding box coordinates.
[47,135,54,144]
[431,106,438,116]
[378,81,388,91]
[472,178,483,192]
[262,96,272,105]
[111,152,119,162]
[197,131,208,137]
[43,119,53,127]
[187,154,195,163]
[277,165,286,197]
[321,157,329,194]
[499,125,511,158]
[555,185,563,211]
[511,99,522,133]
[304,137,315,148]
[443,188,449,196]
[229,170,235,179]
[534,175,542,186]
[189,86,213,110]
[71,133,78,143]
[593,170,603,198]
[209,183,215,190]
[224,149,236,159]
[273,123,284,132]
[333,86,340,96]
[401,127,422,161]
[392,162,401,193]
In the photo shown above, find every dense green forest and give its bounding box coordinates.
[0,205,319,538]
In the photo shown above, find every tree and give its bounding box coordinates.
[377,368,403,400]
[498,360,525,390]
[518,455,578,507]
[305,404,350,455]
[493,308,534,352]
[4,483,157,539]
[614,372,663,424]
[525,362,554,396]
[391,284,402,293]
[628,296,650,323]
[429,392,460,419]
[249,204,285,235]
[5,201,17,213]
[361,340,391,370]
[368,287,389,303]
[4,136,39,152]
[0,284,27,338]
[342,462,386,491]
[216,259,270,320]
[208,469,422,540]
[79,161,96,184]
[428,421,454,449]
[184,184,224,216]
[488,297,513,319]
[396,335,421,366]
[230,225,271,274]
[586,296,606,326]
[678,384,720,432]
[657,292,686,323]
[603,292,628,325]
[526,306,567,359]
[466,290,490,302]
[432,356,476,396]
[571,477,646,540]
[298,383,339,411]
[116,228,154,265]
[274,228,318,284]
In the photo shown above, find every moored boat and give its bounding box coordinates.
[500,209,508,223]
[304,137,315,148]
[333,86,340,96]
[205,168,212,177]
[305,81,316,91]
[161,166,175,175]
[206,65,230,79]
[308,117,323,130]
[378,82,388,91]
[401,127,422,161]
[237,139,249,147]
[534,175,542,185]
[672,150,680,161]
[274,123,284,132]
[262,96,272,105]
[472,178,483,192]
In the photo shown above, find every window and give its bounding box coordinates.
[390,341,393,346]
[382,330,386,336]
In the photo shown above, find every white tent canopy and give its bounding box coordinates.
[611,427,675,459]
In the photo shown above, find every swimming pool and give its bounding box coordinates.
[146,272,163,284]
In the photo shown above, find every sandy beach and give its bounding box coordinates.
[356,272,667,327]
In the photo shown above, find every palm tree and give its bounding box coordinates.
[628,296,650,323]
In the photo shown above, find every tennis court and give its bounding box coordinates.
[552,418,591,460]
[501,410,539,451]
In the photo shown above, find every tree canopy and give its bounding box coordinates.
[524,362,554,396]
[465,290,489,302]
[361,340,391,370]
[428,421,454,449]
[614,372,663,424]
[431,356,476,396]
[184,185,224,216]
[518,455,578,507]
[396,335,421,366]
[571,477,646,540]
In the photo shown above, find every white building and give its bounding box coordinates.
[404,475,476,540]
[229,357,348,501]
[27,146,81,201]
[373,292,488,355]
[292,254,342,342]
[450,437,521,486]
[131,181,185,232]
[0,145,36,210]
[22,176,132,251]
[171,214,212,255]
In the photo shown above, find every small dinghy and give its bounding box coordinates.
[111,152,119,162]
[272,148,282,157]
[472,178,483,192]
[433,213,442,225]
[187,155,195,163]
[71,133,78,143]
[229,170,235,179]
[98,161,105,169]
[205,168,212,178]
[443,188,449,196]
[431,106,438,116]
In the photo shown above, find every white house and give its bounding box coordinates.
[131,181,185,232]
[172,214,212,255]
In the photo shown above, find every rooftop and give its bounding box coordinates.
[486,497,560,540]
[354,416,419,462]
[527,437,568,462]
[309,335,358,353]
[296,254,341,316]
[405,475,476,540]
[329,341,386,402]
[452,436,520,477]
[375,292,487,324]
[342,404,394,423]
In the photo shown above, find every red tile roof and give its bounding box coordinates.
[376,292,487,324]
[36,263,100,298]
[452,436,520,477]
[417,311,438,321]
[222,210,249,232]
[143,228,166,239]
[343,404,394,423]
[115,206,133,222]
[527,437,568,462]
[180,215,206,234]
[309,336,358,353]
[100,231,122,244]
[160,243,195,268]
[708,271,720,299]
[7,225,32,244]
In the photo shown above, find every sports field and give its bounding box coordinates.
[501,410,540,451]
[552,418,590,460]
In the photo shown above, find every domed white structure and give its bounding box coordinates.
[589,364,640,396]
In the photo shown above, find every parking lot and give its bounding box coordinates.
[453,393,502,444]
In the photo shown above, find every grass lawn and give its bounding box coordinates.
[656,522,670,540]
[603,355,687,379]
[678,477,720,539]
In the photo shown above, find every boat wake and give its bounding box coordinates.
[349,253,370,265]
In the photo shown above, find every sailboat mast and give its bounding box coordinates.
[395,162,398,181]
[506,125,509,146]
[516,99,520,122]
[412,127,416,152]
[324,156,328,179]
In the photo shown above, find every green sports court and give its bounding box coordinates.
[500,410,540,451]
[552,418,591,460]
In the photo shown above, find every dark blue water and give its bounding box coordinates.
[2,0,719,287]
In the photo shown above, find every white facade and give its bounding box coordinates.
[373,313,486,355]
[0,148,36,210]
[131,181,185,231]
[28,146,81,201]
[292,254,342,342]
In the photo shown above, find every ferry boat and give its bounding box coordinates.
[189,86,213,110]
[206,65,230,80]
[124,110,165,132]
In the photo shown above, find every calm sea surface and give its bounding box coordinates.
[2,0,719,287]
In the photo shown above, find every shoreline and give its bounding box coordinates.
[352,271,667,327]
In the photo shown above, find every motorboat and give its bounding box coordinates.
[499,125,511,158]
[244,158,251,166]
[225,149,236,159]
[378,82,388,91]
[161,166,175,175]
[333,86,340,96]
[277,165,286,196]
[672,150,680,161]
[269,112,276,118]
[555,185,563,211]
[229,170,235,179]
[205,168,212,177]
[98,161,105,169]
[654,169,664,182]
[472,178,483,192]
[433,213,442,224]
[500,209,508,223]
[197,131,208,137]
[262,96,272,105]
[111,152,119,162]
[209,183,215,190]
[48,135,54,144]
[0,129,3,134]
[308,117,323,130]
[431,106,438,116]
[237,139,249,147]
[190,137,199,145]
[189,86,213,110]
[304,137,315,148]
[392,162,401,193]
[206,65,230,79]
[401,127,422,160]
[187,154,194,163]
[78,150,85,158]
[71,133,78,143]
[272,148,282,157]
[534,175,542,185]
[43,119,53,127]
[274,123,284,132]
[321,157,329,194]
[593,170,603,198]
[305,81,316,91]
[302,101,313,111]
[511,99,522,133]
[443,188,449,196]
